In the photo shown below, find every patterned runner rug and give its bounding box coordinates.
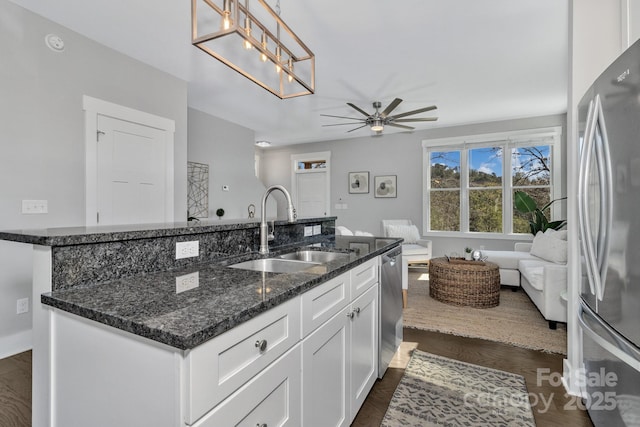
[381,350,536,426]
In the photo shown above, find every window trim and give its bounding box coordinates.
[422,127,563,239]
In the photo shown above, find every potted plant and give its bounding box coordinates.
[514,191,566,235]
[464,247,473,260]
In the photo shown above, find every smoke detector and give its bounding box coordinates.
[45,34,65,52]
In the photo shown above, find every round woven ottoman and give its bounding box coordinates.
[428,257,500,308]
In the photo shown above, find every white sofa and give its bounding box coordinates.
[481,230,568,329]
[381,220,432,308]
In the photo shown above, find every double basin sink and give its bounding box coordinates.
[230,250,351,274]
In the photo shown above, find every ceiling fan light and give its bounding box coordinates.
[371,120,384,132]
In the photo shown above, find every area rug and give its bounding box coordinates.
[381,350,536,427]
[403,271,567,354]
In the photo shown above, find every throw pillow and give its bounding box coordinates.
[386,224,421,244]
[544,228,568,240]
[530,231,568,264]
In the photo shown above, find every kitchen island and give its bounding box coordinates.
[0,218,401,426]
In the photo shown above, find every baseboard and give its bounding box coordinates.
[0,329,33,359]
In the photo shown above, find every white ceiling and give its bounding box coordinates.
[11,0,569,147]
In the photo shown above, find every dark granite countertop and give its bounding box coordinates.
[41,236,401,351]
[0,217,337,246]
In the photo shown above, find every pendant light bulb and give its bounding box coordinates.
[287,58,294,83]
[221,0,232,30]
[275,46,282,73]
[260,32,268,62]
[243,18,252,49]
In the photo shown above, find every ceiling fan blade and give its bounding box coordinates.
[322,122,368,127]
[389,105,437,120]
[346,103,371,117]
[394,117,438,122]
[380,98,403,117]
[386,123,415,130]
[320,113,366,121]
[347,124,369,133]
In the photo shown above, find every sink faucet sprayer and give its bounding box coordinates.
[259,185,296,254]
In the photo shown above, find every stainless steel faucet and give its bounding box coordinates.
[259,185,296,254]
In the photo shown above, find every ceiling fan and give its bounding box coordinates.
[321,98,438,134]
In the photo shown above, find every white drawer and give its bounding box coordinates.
[350,257,378,300]
[300,273,350,337]
[185,297,301,424]
[193,345,302,427]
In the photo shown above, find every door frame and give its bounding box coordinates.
[291,151,331,218]
[83,95,175,225]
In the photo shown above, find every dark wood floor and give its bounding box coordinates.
[0,330,594,427]
[0,350,31,427]
[352,328,595,427]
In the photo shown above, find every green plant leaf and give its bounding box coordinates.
[514,191,537,214]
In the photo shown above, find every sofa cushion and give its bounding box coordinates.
[401,243,430,256]
[530,231,567,264]
[387,224,421,243]
[518,259,547,292]
[482,250,536,270]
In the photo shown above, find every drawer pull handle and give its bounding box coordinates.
[347,311,354,319]
[257,424,267,427]
[255,339,268,352]
[354,307,361,315]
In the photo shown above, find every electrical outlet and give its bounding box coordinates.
[22,200,48,214]
[17,298,29,314]
[176,241,199,259]
[176,272,199,293]
[313,225,322,235]
[304,226,313,237]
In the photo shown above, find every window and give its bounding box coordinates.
[423,127,562,237]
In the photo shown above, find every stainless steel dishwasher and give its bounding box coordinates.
[378,245,403,378]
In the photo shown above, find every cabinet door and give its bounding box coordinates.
[193,345,301,427]
[349,284,379,423]
[301,305,351,427]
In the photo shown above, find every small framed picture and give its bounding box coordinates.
[348,171,369,194]
[374,175,397,198]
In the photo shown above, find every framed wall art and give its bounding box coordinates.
[348,171,369,194]
[374,175,397,198]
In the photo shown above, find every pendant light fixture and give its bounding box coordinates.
[192,0,315,99]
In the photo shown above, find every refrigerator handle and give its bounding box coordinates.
[593,96,613,301]
[579,300,640,373]
[577,98,599,297]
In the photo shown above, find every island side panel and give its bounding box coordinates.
[32,245,52,427]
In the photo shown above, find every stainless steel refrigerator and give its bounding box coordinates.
[578,38,640,427]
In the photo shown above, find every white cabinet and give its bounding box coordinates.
[301,304,350,427]
[185,297,300,423]
[301,257,379,427]
[193,345,301,427]
[349,284,379,421]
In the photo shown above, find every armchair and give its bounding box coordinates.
[381,220,432,308]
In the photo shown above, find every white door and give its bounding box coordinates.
[296,171,327,218]
[96,115,168,225]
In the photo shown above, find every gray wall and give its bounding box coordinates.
[259,114,566,257]
[0,0,188,357]
[188,108,270,220]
